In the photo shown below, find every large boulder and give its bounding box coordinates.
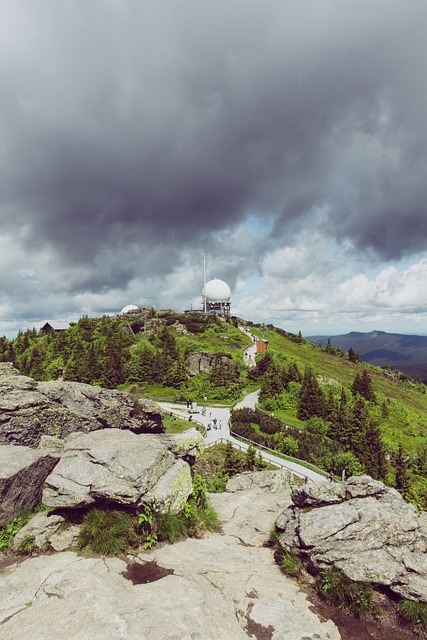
[0,445,60,527]
[0,363,164,448]
[225,469,297,494]
[42,428,203,513]
[276,475,427,602]
[186,352,237,376]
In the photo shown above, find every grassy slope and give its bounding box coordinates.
[131,314,427,453]
[249,325,427,454]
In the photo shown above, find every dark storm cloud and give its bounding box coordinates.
[1,0,427,297]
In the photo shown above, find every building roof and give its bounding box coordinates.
[41,320,70,331]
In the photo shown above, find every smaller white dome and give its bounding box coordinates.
[120,304,139,314]
[204,279,231,303]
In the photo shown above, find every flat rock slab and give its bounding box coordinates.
[0,488,340,640]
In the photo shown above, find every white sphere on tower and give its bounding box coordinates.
[204,279,231,303]
[120,304,139,314]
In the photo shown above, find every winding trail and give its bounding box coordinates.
[159,324,326,482]
[158,388,325,482]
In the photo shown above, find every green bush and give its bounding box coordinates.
[399,598,427,630]
[317,567,374,616]
[205,468,229,492]
[77,509,138,556]
[0,510,31,551]
[278,548,303,579]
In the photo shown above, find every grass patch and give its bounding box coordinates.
[77,509,138,556]
[76,475,220,556]
[399,598,427,632]
[317,567,374,617]
[164,416,200,434]
[0,509,31,551]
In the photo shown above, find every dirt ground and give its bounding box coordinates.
[308,589,420,640]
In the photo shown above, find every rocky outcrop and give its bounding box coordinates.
[276,474,427,603]
[42,428,204,513]
[0,363,164,448]
[0,486,340,640]
[186,352,237,376]
[226,469,297,493]
[0,445,60,527]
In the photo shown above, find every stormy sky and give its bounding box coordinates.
[1,0,427,338]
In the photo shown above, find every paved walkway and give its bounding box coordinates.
[158,391,325,482]
[159,325,326,482]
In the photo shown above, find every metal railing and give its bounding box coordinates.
[229,430,327,478]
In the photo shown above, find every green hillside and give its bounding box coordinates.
[2,310,427,507]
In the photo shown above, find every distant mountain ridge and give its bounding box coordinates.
[308,330,427,382]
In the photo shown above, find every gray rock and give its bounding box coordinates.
[0,445,60,527]
[291,480,346,507]
[12,513,65,551]
[163,428,205,462]
[186,352,238,377]
[0,363,164,448]
[48,524,80,552]
[151,459,193,514]
[42,429,177,509]
[277,475,427,603]
[0,489,339,640]
[226,469,296,493]
[42,428,201,512]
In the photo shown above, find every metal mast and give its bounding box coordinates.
[202,252,207,313]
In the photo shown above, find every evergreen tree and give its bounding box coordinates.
[329,387,349,445]
[64,341,89,382]
[165,356,189,388]
[286,361,302,384]
[224,441,240,475]
[0,336,9,361]
[297,368,327,421]
[325,337,334,354]
[362,419,387,479]
[347,346,359,363]
[259,363,284,402]
[348,396,370,462]
[244,444,257,471]
[351,369,376,403]
[27,345,45,380]
[394,444,411,497]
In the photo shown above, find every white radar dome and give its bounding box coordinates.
[204,279,231,303]
[120,304,139,314]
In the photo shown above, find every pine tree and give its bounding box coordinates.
[351,369,376,403]
[64,341,89,382]
[394,444,411,497]
[224,441,240,475]
[347,346,359,363]
[28,345,45,380]
[245,444,257,471]
[329,387,349,445]
[348,396,370,463]
[297,368,327,420]
[362,419,387,479]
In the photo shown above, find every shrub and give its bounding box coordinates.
[77,509,138,556]
[205,468,229,492]
[277,548,303,579]
[399,599,427,631]
[0,510,31,551]
[317,567,374,616]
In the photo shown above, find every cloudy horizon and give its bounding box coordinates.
[1,0,427,339]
